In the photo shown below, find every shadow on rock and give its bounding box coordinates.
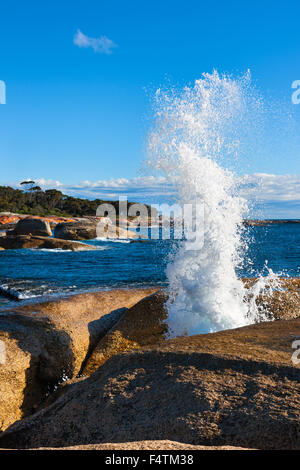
[2,317,300,449]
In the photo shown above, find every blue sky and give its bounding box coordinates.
[1,0,300,216]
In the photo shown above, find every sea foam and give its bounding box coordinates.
[148,71,280,336]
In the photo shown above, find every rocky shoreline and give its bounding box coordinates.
[244,219,300,226]
[0,281,299,450]
[0,234,99,252]
[0,213,299,255]
[1,212,300,233]
[0,214,139,252]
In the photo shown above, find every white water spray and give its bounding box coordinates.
[148,71,279,336]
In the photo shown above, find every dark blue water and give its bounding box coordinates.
[243,224,300,277]
[0,224,299,307]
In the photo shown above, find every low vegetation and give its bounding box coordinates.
[0,183,153,218]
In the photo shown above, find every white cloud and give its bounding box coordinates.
[10,173,300,218]
[239,173,300,203]
[73,29,117,54]
[30,176,175,204]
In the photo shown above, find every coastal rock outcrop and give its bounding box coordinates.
[83,291,168,375]
[100,223,139,239]
[54,219,139,240]
[244,277,300,321]
[28,441,249,450]
[83,279,300,375]
[54,220,98,240]
[0,288,156,431]
[103,224,139,239]
[243,219,300,227]
[0,235,98,251]
[1,317,300,449]
[0,314,72,432]
[18,288,158,376]
[13,218,52,237]
[0,214,21,230]
[0,214,76,231]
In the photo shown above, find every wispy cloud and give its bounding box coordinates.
[73,29,117,54]
[10,173,300,218]
[239,173,300,203]
[238,173,300,218]
[31,176,174,205]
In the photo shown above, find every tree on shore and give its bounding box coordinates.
[20,181,42,203]
[20,180,36,193]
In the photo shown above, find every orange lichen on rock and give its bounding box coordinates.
[0,216,20,225]
[0,215,75,226]
[29,216,75,224]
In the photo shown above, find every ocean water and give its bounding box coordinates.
[0,223,299,309]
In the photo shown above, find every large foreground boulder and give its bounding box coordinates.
[13,218,52,237]
[0,288,156,431]
[1,317,300,449]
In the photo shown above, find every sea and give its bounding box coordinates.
[0,223,299,309]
